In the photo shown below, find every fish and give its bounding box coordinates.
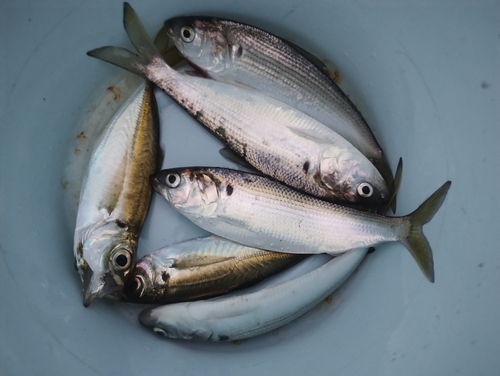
[86,3,390,207]
[163,16,396,210]
[138,247,367,341]
[123,236,306,304]
[151,167,451,282]
[73,80,160,306]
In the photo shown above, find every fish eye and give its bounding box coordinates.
[180,26,195,43]
[357,182,374,198]
[112,249,132,271]
[165,173,181,188]
[126,275,144,296]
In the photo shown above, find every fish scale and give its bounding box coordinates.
[152,167,450,282]
[144,59,382,202]
[74,80,159,306]
[88,5,389,205]
[230,22,377,143]
[124,236,305,304]
[202,169,397,253]
[164,16,396,207]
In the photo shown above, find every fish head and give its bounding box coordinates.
[151,168,220,218]
[320,147,389,206]
[75,221,136,306]
[123,253,172,303]
[164,16,231,75]
[139,306,214,340]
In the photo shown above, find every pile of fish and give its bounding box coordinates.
[73,2,451,342]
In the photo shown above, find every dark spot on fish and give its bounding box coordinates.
[367,247,376,254]
[481,81,490,89]
[218,335,229,341]
[302,161,310,174]
[478,263,484,267]
[195,110,204,120]
[161,272,169,282]
[116,219,126,228]
[106,86,121,101]
[242,175,255,184]
[215,126,226,138]
[76,131,87,139]
[226,184,233,196]
[236,45,243,58]
[76,242,83,257]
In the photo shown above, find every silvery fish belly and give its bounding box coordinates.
[151,167,451,282]
[123,236,306,304]
[74,81,159,307]
[163,16,394,195]
[86,4,389,206]
[139,248,367,341]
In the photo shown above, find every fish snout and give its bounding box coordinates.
[82,267,124,307]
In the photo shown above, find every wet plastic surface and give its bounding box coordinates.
[1,0,499,375]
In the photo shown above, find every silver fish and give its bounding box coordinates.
[151,167,451,282]
[139,247,366,341]
[86,3,389,206]
[163,16,395,206]
[74,81,159,306]
[123,236,305,304]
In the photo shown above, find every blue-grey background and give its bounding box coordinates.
[1,0,499,375]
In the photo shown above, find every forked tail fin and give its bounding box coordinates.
[86,3,164,78]
[400,181,451,282]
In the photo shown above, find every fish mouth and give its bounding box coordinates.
[82,267,123,307]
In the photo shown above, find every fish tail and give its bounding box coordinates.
[400,181,451,282]
[86,3,165,78]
